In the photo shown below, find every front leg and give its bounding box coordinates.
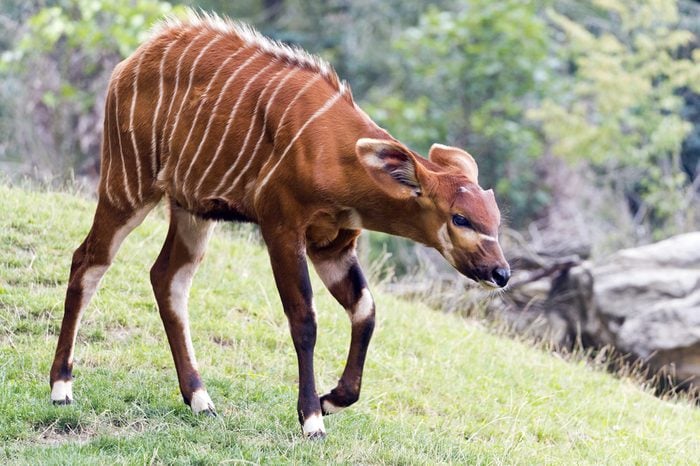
[262,227,325,438]
[309,231,376,415]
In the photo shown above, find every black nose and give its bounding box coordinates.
[492,267,511,287]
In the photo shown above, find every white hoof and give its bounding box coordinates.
[190,389,216,415]
[51,380,73,404]
[302,412,326,438]
[321,398,344,415]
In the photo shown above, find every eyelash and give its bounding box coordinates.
[452,214,473,229]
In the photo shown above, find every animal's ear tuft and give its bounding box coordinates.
[356,138,422,199]
[429,143,478,183]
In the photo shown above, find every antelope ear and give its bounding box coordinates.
[356,138,422,199]
[429,143,478,183]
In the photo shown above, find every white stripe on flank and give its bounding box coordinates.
[178,46,250,188]
[186,50,262,196]
[113,64,136,208]
[151,40,179,177]
[103,91,116,207]
[255,91,343,199]
[224,67,302,195]
[196,60,278,197]
[128,52,145,201]
[170,35,226,186]
[272,74,323,143]
[160,29,209,159]
[213,66,289,197]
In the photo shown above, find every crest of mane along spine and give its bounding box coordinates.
[150,9,353,103]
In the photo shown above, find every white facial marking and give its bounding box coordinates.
[322,399,343,414]
[351,288,374,324]
[255,90,344,200]
[302,413,326,436]
[437,223,456,266]
[51,380,73,402]
[190,389,215,414]
[458,186,469,193]
[478,233,497,242]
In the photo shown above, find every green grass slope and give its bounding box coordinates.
[1,184,699,465]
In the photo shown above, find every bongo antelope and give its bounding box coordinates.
[49,12,510,438]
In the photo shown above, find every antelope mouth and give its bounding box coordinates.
[479,279,500,289]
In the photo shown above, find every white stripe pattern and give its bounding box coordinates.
[128,52,146,201]
[170,34,226,187]
[151,40,179,177]
[185,50,263,196]
[194,51,277,197]
[103,87,116,207]
[177,46,251,187]
[254,90,344,200]
[112,64,137,208]
[213,66,289,197]
[160,29,209,159]
[202,61,278,196]
[223,67,302,196]
[272,74,323,143]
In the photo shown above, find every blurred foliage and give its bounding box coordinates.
[0,0,183,178]
[365,1,552,228]
[0,0,699,261]
[530,0,700,238]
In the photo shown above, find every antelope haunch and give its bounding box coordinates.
[50,12,510,438]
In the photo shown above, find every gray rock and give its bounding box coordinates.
[592,233,700,384]
[496,232,700,389]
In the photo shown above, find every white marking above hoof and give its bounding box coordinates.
[302,412,326,438]
[321,398,343,415]
[190,389,216,415]
[51,380,73,404]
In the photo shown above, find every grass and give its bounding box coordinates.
[1,183,699,465]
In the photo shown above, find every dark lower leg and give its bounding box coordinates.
[151,207,214,414]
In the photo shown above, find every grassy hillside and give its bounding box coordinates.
[1,184,699,465]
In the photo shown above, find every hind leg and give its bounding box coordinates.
[50,198,156,404]
[150,203,216,415]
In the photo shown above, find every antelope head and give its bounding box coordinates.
[356,138,511,289]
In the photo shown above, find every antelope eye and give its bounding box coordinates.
[452,214,472,229]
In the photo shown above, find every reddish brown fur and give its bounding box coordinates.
[50,13,509,437]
